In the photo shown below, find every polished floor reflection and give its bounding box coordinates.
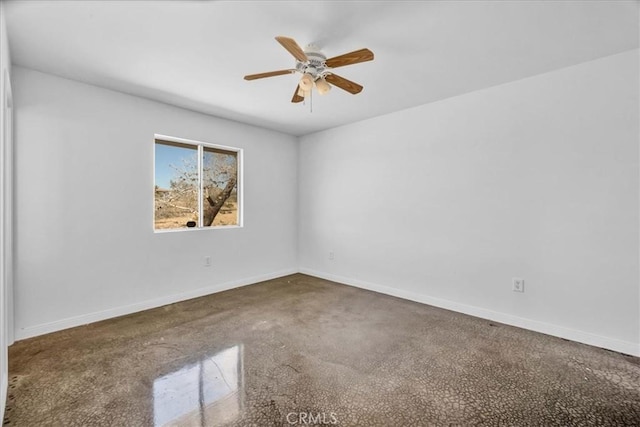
[5,274,640,426]
[153,345,243,426]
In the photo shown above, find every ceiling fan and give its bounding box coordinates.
[244,36,374,103]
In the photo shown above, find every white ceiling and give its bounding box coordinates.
[4,1,639,136]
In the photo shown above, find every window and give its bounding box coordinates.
[154,135,242,231]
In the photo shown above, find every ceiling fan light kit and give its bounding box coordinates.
[299,73,314,91]
[244,36,374,104]
[315,78,331,95]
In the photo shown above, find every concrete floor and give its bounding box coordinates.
[4,274,640,426]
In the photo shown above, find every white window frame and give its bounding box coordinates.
[153,134,243,233]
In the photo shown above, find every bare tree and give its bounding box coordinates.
[202,150,237,226]
[157,150,237,227]
[203,176,237,226]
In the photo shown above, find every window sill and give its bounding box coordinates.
[154,225,243,234]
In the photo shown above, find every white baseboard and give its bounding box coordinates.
[299,267,640,357]
[15,267,639,357]
[15,268,298,341]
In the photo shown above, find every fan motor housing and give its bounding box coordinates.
[298,45,328,79]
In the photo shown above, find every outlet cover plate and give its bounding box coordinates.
[512,277,524,292]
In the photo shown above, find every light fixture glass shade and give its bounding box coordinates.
[297,88,306,97]
[299,73,314,91]
[316,78,331,95]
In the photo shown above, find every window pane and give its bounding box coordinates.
[202,147,238,227]
[154,141,199,230]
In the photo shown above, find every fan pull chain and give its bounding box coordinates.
[301,88,312,113]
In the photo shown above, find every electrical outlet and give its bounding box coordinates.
[204,256,212,267]
[328,251,334,261]
[512,277,524,292]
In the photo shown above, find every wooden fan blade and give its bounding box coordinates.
[325,48,374,68]
[325,73,363,94]
[244,69,294,80]
[292,85,304,103]
[275,36,308,63]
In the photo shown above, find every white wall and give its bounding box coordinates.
[299,50,640,356]
[0,0,13,417]
[13,67,298,339]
